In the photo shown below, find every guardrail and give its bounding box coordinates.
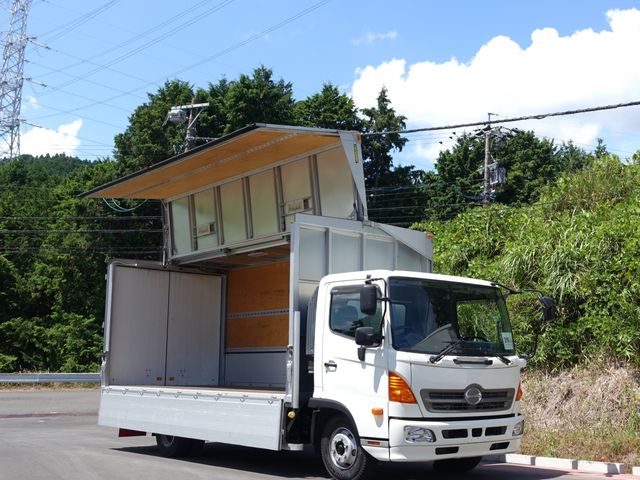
[0,373,100,383]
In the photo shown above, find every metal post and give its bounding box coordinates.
[185,104,196,152]
[483,128,491,206]
[483,113,498,206]
[163,102,210,153]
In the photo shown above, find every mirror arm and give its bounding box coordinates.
[357,346,366,362]
[491,280,519,296]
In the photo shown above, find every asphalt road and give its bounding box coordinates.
[0,389,635,480]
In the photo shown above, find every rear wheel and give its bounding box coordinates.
[320,416,374,480]
[433,456,482,473]
[155,434,203,457]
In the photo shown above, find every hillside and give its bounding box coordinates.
[414,155,640,369]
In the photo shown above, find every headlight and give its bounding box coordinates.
[512,420,525,436]
[404,426,436,443]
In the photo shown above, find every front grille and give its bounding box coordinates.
[442,428,468,439]
[421,386,515,413]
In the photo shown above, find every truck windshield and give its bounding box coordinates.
[388,277,515,356]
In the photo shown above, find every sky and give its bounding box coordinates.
[5,0,640,171]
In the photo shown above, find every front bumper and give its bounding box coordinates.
[365,415,523,462]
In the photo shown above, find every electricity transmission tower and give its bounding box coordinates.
[0,0,32,160]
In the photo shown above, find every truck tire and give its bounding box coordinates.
[320,416,374,480]
[155,434,203,457]
[433,456,482,473]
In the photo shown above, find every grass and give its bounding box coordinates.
[520,364,640,466]
[0,382,100,390]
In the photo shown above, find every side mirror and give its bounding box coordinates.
[539,295,556,322]
[360,284,378,315]
[355,326,380,362]
[355,326,376,346]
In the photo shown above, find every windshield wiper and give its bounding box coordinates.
[493,354,511,365]
[429,338,465,364]
[429,339,513,365]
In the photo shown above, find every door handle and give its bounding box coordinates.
[324,360,337,370]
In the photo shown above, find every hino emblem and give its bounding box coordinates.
[464,386,482,406]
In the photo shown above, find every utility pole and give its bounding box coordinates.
[481,113,507,206]
[482,113,497,205]
[0,0,33,161]
[163,101,211,153]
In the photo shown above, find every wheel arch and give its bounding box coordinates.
[308,398,358,448]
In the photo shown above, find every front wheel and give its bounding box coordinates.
[320,416,374,480]
[433,456,482,473]
[155,434,203,457]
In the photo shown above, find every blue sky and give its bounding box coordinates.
[6,0,640,170]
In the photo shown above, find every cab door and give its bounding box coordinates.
[320,284,389,439]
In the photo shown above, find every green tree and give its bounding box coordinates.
[0,155,161,372]
[114,80,196,172]
[360,87,424,225]
[113,67,297,173]
[426,133,486,220]
[360,87,408,189]
[294,83,361,130]
[195,78,231,140]
[223,65,295,133]
[425,129,594,220]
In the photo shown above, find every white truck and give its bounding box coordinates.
[85,124,553,480]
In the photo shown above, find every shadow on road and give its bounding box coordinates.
[114,442,570,480]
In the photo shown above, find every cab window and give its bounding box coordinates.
[329,287,382,338]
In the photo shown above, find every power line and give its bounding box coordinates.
[1,248,161,254]
[29,0,231,106]
[169,0,331,79]
[0,215,160,221]
[0,229,163,234]
[366,179,484,193]
[363,100,640,136]
[38,0,236,97]
[21,120,115,147]
[27,0,332,120]
[35,0,119,43]
[26,58,146,102]
[23,101,125,130]
[32,0,248,82]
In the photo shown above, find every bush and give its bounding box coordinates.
[414,156,640,369]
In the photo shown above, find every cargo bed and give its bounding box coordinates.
[99,384,286,450]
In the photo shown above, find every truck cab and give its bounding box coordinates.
[308,271,525,478]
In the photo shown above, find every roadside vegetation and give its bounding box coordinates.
[0,382,99,390]
[414,156,640,369]
[521,365,640,466]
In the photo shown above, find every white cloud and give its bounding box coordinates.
[351,8,640,169]
[21,119,83,156]
[352,30,398,46]
[24,96,39,110]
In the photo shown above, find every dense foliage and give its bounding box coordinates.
[0,155,162,371]
[414,155,640,369]
[424,130,595,220]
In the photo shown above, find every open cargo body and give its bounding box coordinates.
[99,215,432,450]
[91,125,434,451]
